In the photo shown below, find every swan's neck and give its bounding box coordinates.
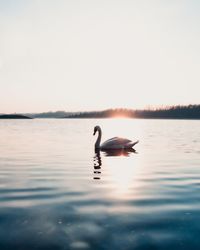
[95,129,102,149]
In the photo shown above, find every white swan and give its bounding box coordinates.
[93,125,139,150]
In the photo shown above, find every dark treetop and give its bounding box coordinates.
[0,114,32,119]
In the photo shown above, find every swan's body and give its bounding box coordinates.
[93,126,139,150]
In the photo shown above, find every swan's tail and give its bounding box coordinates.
[127,140,139,148]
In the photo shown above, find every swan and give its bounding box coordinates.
[93,125,139,150]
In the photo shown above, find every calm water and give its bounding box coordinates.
[0,119,200,250]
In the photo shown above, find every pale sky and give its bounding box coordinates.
[0,0,199,113]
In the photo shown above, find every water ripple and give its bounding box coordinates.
[0,119,200,249]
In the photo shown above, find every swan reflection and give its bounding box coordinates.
[101,148,136,157]
[93,148,137,180]
[93,150,102,180]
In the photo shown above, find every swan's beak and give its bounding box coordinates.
[93,130,96,136]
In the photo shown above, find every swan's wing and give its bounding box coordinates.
[101,137,134,149]
[126,140,139,148]
[104,137,130,143]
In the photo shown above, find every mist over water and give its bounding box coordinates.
[0,119,200,250]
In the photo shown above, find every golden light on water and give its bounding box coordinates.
[103,155,141,197]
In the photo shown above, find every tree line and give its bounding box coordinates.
[64,105,200,119]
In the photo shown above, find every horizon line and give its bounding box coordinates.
[1,104,200,115]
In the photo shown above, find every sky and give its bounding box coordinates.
[0,0,200,113]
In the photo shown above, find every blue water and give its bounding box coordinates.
[0,119,200,250]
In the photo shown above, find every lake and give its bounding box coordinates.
[0,119,200,250]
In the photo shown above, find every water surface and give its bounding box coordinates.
[0,119,200,250]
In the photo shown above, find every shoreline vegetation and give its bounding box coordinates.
[0,114,32,119]
[1,105,200,119]
[63,105,200,119]
[32,105,200,119]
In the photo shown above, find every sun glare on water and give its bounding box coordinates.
[102,153,141,198]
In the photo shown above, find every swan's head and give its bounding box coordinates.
[93,125,101,135]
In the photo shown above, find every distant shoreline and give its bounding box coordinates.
[62,117,200,120]
[1,105,200,120]
[0,114,32,119]
[62,105,200,120]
